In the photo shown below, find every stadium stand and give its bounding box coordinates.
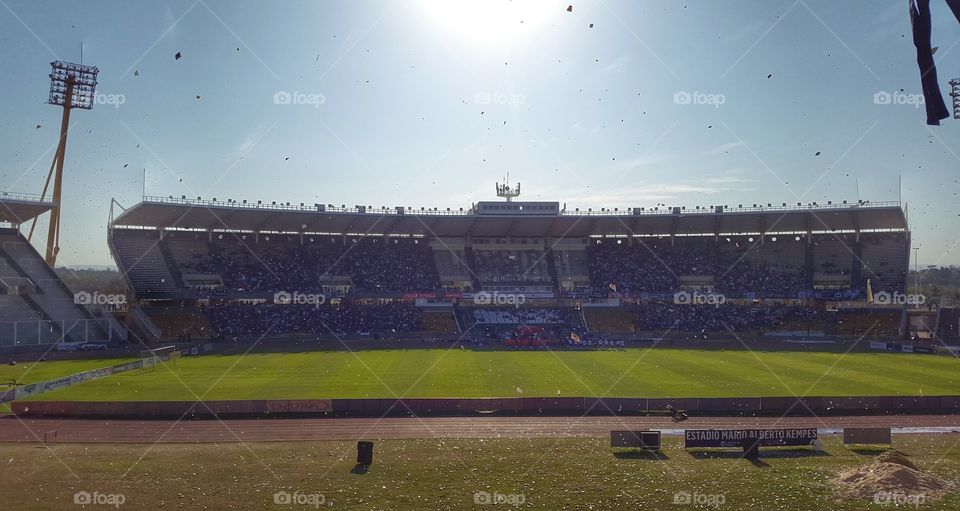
[110,229,178,295]
[936,307,960,342]
[632,304,828,334]
[205,303,423,337]
[162,233,439,294]
[99,197,912,341]
[421,310,459,333]
[144,306,216,340]
[583,308,635,333]
[859,233,910,293]
[836,309,903,338]
[0,227,116,344]
[471,308,571,325]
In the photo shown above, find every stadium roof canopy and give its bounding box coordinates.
[0,192,55,225]
[109,196,908,238]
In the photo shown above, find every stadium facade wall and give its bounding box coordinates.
[12,395,960,418]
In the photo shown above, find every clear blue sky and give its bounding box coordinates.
[1,0,958,267]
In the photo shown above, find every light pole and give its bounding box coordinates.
[28,61,99,267]
[913,247,920,293]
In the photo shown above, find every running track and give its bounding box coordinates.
[1,415,958,443]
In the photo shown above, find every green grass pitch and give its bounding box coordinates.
[0,357,138,387]
[10,348,960,402]
[2,436,960,510]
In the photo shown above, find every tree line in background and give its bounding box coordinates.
[56,268,126,296]
[908,266,960,300]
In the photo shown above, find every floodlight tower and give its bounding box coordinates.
[495,173,521,202]
[950,78,960,120]
[30,61,98,266]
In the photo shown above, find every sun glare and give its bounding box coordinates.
[419,0,556,44]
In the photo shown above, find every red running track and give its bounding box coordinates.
[1,415,958,443]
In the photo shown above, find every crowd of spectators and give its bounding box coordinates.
[163,235,873,300]
[717,260,805,298]
[587,241,806,297]
[175,236,439,293]
[473,249,551,282]
[205,303,423,337]
[633,304,825,333]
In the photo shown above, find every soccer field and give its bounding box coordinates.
[14,348,960,402]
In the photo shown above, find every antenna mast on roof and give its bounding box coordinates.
[950,78,960,119]
[495,173,521,202]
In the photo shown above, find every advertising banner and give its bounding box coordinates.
[684,428,818,448]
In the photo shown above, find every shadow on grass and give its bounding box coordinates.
[613,450,669,460]
[350,463,370,475]
[847,446,894,456]
[687,448,830,464]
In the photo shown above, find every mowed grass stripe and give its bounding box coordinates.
[14,349,960,402]
[715,351,887,396]
[0,357,139,385]
[731,351,959,396]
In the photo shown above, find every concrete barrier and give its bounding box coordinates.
[843,427,892,445]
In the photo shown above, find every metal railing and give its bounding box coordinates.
[142,196,472,216]
[0,191,54,204]
[141,195,902,219]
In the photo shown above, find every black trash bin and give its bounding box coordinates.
[741,435,760,460]
[357,441,374,465]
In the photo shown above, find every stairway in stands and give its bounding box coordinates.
[110,229,178,295]
[463,245,481,290]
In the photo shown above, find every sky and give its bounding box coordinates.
[1,0,959,268]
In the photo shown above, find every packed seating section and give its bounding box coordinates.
[113,229,908,299]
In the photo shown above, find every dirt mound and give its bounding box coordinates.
[834,450,953,504]
[873,450,918,470]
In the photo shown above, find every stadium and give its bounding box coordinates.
[3,1,960,509]
[4,190,960,509]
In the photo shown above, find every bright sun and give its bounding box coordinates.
[419,0,556,44]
